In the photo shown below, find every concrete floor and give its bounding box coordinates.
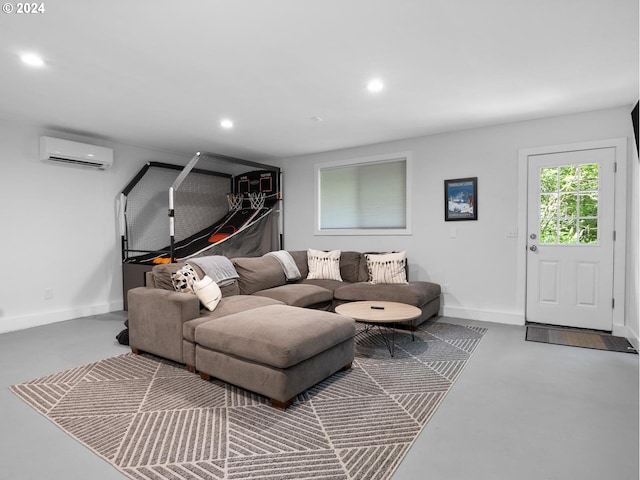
[0,313,637,480]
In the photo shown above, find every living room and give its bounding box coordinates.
[0,1,638,479]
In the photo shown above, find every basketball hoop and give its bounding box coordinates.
[227,193,243,211]
[247,192,266,210]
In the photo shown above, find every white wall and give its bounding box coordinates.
[626,126,640,348]
[0,118,190,333]
[1,107,636,342]
[275,107,639,341]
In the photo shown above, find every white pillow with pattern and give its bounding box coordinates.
[366,251,408,284]
[171,264,200,294]
[307,249,342,281]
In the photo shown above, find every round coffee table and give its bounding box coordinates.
[335,301,421,357]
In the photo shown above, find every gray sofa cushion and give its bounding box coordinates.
[151,263,187,291]
[253,284,333,308]
[182,295,284,343]
[339,251,368,282]
[334,281,441,307]
[301,278,348,292]
[288,250,310,278]
[194,304,355,369]
[232,256,286,294]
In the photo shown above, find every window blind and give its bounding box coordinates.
[319,158,407,229]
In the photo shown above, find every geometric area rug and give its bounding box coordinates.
[11,321,486,480]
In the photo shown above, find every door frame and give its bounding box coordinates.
[517,138,628,335]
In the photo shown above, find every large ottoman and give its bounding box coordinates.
[195,304,355,409]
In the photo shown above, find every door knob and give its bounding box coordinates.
[529,245,537,252]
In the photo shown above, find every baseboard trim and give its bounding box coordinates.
[440,306,525,326]
[6,302,636,349]
[0,301,124,334]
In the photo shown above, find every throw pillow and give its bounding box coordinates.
[171,264,200,294]
[193,276,222,311]
[365,251,408,284]
[307,249,342,281]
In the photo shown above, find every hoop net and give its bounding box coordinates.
[247,192,266,210]
[227,193,243,211]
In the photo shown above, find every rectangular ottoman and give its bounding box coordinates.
[195,304,355,409]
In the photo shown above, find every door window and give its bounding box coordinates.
[539,163,599,245]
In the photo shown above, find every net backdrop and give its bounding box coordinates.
[124,164,231,258]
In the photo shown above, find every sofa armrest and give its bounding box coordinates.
[127,287,200,364]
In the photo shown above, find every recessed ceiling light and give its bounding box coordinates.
[310,116,324,122]
[366,78,384,93]
[220,119,234,129]
[21,53,45,67]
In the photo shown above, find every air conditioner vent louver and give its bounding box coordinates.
[40,136,113,170]
[48,156,105,168]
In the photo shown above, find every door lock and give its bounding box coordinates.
[529,245,537,252]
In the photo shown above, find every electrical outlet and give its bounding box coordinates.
[441,284,449,294]
[506,228,518,238]
[44,288,53,300]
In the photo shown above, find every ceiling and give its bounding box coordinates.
[1,0,638,161]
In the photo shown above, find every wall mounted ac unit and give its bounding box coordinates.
[40,136,113,169]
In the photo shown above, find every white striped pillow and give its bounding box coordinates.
[366,251,408,284]
[307,249,342,281]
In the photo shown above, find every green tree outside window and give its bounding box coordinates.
[539,164,598,245]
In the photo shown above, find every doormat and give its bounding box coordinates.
[526,324,637,354]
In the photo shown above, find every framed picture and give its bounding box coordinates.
[444,177,477,221]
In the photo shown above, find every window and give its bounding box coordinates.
[539,163,599,244]
[315,152,412,235]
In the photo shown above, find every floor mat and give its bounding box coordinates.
[526,324,637,354]
[11,321,487,480]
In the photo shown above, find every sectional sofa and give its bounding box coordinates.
[127,250,441,407]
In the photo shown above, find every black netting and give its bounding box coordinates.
[174,173,230,242]
[125,166,179,255]
[187,208,279,259]
[121,161,280,264]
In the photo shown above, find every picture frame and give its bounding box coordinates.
[444,177,477,221]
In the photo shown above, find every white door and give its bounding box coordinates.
[526,147,616,331]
